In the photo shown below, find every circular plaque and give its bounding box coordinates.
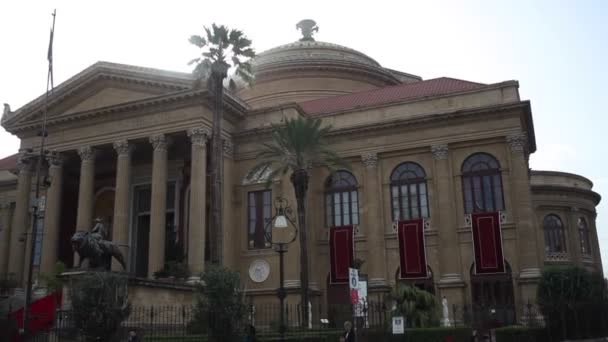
[249,259,270,283]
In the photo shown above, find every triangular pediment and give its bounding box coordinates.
[2,61,194,129]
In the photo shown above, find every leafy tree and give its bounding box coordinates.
[248,116,347,327]
[70,272,130,341]
[390,283,438,328]
[189,24,255,264]
[189,265,246,341]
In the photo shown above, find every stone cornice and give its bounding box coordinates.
[4,89,248,135]
[531,170,594,188]
[531,184,601,205]
[3,62,193,127]
[236,101,532,143]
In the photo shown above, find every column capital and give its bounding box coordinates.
[223,138,234,158]
[149,134,169,151]
[506,132,527,154]
[16,154,35,173]
[361,152,378,168]
[113,140,133,156]
[78,146,96,162]
[46,151,63,167]
[431,144,449,160]
[187,127,210,147]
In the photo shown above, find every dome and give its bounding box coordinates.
[251,40,400,86]
[239,40,402,108]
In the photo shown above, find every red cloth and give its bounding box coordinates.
[10,291,62,341]
[398,219,428,279]
[330,225,354,284]
[471,212,505,274]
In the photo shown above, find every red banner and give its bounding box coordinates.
[398,219,428,279]
[471,211,505,274]
[329,225,354,284]
[10,291,62,341]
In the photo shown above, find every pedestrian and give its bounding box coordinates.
[244,324,257,342]
[342,321,354,342]
[128,329,140,342]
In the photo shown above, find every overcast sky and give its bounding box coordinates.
[1,0,607,273]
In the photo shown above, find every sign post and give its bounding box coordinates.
[348,268,359,341]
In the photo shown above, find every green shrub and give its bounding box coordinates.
[390,284,439,328]
[189,266,246,342]
[537,266,608,339]
[364,326,472,342]
[70,272,130,342]
[495,326,548,342]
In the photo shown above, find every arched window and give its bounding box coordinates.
[325,171,359,227]
[578,217,592,256]
[544,214,567,254]
[462,153,504,213]
[390,162,429,221]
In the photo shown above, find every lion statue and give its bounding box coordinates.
[71,221,126,270]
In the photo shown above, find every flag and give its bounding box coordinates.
[47,10,56,90]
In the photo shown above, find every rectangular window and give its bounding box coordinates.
[248,190,272,249]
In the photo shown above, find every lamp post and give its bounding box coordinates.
[264,197,297,342]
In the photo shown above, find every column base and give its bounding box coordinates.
[438,273,465,288]
[368,278,389,288]
[186,276,203,285]
[518,268,541,283]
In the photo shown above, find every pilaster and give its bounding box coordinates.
[431,144,465,310]
[361,152,387,287]
[8,154,34,284]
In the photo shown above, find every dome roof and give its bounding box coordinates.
[251,40,400,85]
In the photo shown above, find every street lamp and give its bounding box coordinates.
[264,197,297,342]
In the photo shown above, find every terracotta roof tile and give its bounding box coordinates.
[0,154,18,170]
[300,77,486,115]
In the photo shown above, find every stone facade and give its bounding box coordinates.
[0,28,602,322]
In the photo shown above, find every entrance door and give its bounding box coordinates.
[132,185,151,277]
[470,262,516,331]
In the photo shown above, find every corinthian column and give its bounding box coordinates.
[361,152,387,287]
[76,146,96,231]
[40,152,63,276]
[8,155,33,284]
[187,128,209,277]
[112,140,133,271]
[507,133,541,292]
[148,134,169,278]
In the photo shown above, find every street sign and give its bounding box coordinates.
[392,316,405,334]
[349,268,358,289]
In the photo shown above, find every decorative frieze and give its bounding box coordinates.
[506,132,527,153]
[223,138,234,158]
[431,144,449,160]
[187,128,210,147]
[113,140,133,156]
[361,152,378,168]
[78,146,95,162]
[149,134,168,151]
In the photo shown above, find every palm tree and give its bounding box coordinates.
[248,116,347,327]
[189,24,255,264]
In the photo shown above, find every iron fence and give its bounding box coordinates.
[2,300,608,341]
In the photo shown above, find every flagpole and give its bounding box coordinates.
[22,9,56,340]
